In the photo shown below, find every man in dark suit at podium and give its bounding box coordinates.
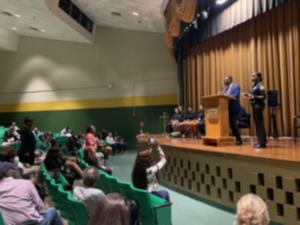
[223,76,242,145]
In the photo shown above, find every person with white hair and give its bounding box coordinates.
[235,193,270,225]
[73,167,105,217]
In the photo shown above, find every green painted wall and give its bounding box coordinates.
[0,105,175,149]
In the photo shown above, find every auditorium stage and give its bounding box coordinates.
[137,134,300,225]
[137,134,300,167]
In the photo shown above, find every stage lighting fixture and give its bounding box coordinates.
[216,0,228,5]
[199,10,209,20]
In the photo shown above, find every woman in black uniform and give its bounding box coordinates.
[244,72,267,148]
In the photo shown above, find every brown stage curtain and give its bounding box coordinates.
[165,0,197,55]
[175,0,197,23]
[165,0,181,37]
[183,0,300,137]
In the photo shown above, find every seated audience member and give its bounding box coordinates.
[70,130,78,140]
[0,146,40,178]
[236,106,250,128]
[44,142,80,185]
[77,132,86,148]
[114,132,127,154]
[18,116,36,165]
[88,193,130,225]
[0,146,45,200]
[97,132,112,158]
[195,104,205,136]
[45,133,53,149]
[58,149,83,177]
[60,125,70,137]
[235,193,269,225]
[172,107,180,121]
[36,135,49,153]
[184,106,196,121]
[132,138,170,202]
[106,132,118,154]
[73,167,105,217]
[32,127,41,137]
[3,130,18,143]
[67,135,80,153]
[165,107,179,133]
[9,125,20,140]
[11,122,19,131]
[10,122,20,139]
[85,125,111,175]
[177,105,185,122]
[0,146,23,178]
[0,162,63,225]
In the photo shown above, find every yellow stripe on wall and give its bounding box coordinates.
[0,94,178,113]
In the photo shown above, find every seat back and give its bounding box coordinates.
[67,195,89,225]
[0,211,5,225]
[131,186,156,225]
[238,113,251,129]
[78,149,84,159]
[118,180,134,200]
[57,186,76,225]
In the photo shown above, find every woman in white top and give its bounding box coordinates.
[132,138,170,202]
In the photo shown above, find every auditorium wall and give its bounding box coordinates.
[0,27,178,148]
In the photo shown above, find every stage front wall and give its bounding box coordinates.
[182,0,300,137]
[137,139,300,225]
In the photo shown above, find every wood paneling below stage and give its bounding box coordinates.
[137,134,300,225]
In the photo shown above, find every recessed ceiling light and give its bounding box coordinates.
[132,12,139,16]
[41,29,46,32]
[216,0,227,5]
[15,14,21,18]
[11,27,17,30]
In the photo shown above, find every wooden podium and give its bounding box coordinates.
[202,95,236,146]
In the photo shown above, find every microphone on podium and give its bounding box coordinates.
[218,87,223,95]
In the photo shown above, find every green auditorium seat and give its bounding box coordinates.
[78,149,84,159]
[105,175,120,194]
[57,186,75,225]
[0,212,5,225]
[118,180,135,200]
[131,186,172,225]
[45,179,61,210]
[67,195,89,225]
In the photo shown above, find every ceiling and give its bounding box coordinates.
[0,0,91,43]
[0,0,166,44]
[73,0,165,33]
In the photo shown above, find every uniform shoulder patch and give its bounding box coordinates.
[259,85,265,90]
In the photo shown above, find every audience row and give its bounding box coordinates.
[0,117,270,225]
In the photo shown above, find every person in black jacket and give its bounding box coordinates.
[184,106,196,121]
[44,144,76,186]
[18,117,36,165]
[195,104,205,136]
[244,72,267,148]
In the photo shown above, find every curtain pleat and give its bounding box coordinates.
[182,0,299,137]
[175,0,197,23]
[188,0,290,47]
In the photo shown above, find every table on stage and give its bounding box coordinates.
[172,121,199,136]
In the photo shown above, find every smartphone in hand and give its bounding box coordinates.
[149,137,157,144]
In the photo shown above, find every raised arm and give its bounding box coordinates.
[146,145,166,175]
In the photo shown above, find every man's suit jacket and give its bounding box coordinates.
[223,83,241,113]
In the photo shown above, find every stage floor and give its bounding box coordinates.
[137,134,300,163]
